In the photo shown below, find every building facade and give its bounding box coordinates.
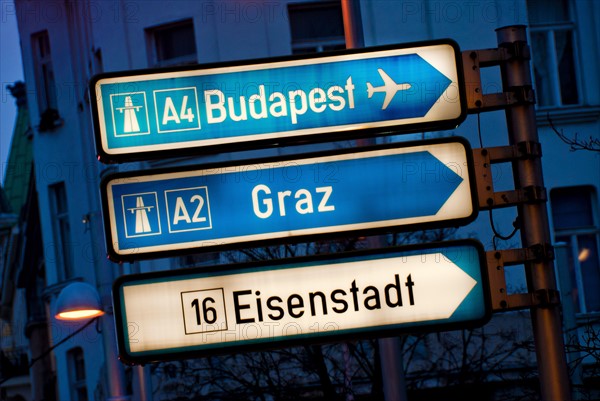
[3,0,599,400]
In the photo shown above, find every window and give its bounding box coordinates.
[147,20,197,67]
[67,347,88,401]
[31,30,60,130]
[178,252,220,268]
[288,1,345,54]
[527,0,580,107]
[551,186,600,313]
[49,183,73,281]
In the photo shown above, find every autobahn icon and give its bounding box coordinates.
[110,92,150,137]
[121,192,161,238]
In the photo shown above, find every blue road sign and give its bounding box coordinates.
[112,240,490,364]
[101,138,477,262]
[91,40,465,162]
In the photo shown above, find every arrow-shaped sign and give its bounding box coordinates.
[112,240,490,364]
[101,138,477,262]
[91,40,465,162]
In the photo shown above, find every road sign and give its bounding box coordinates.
[101,137,477,262]
[91,40,466,162]
[112,240,490,364]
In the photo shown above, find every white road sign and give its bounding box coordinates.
[113,241,489,364]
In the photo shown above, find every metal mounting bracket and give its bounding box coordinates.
[486,245,558,312]
[473,145,546,210]
[462,47,535,113]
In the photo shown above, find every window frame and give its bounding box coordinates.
[527,0,583,108]
[49,182,74,281]
[551,186,600,314]
[176,252,220,269]
[67,347,88,401]
[287,1,346,55]
[146,19,197,68]
[31,30,58,114]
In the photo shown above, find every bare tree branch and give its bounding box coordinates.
[548,114,600,152]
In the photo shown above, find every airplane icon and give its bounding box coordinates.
[367,69,412,110]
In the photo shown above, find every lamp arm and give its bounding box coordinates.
[0,316,100,386]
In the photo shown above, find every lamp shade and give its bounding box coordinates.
[55,282,105,320]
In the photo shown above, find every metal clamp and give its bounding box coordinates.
[481,141,542,163]
[498,40,531,61]
[463,46,535,113]
[490,244,555,266]
[486,246,558,312]
[473,145,546,210]
[484,186,547,209]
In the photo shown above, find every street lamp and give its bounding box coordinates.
[54,281,105,320]
[53,279,150,400]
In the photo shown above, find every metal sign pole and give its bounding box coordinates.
[341,1,408,400]
[496,25,571,400]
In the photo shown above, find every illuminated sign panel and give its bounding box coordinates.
[113,241,490,364]
[101,138,477,262]
[91,40,465,162]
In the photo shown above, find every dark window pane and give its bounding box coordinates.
[32,31,58,112]
[555,30,579,105]
[551,187,594,230]
[288,1,345,55]
[38,32,50,57]
[323,44,346,52]
[531,31,552,107]
[67,348,88,401]
[74,351,85,380]
[556,235,581,313]
[289,2,344,43]
[155,22,196,62]
[58,219,73,276]
[42,63,58,110]
[578,234,600,312]
[180,252,219,267]
[527,0,570,24]
[77,388,88,401]
[50,183,73,279]
[293,46,318,55]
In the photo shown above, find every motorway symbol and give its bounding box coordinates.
[110,92,150,136]
[122,192,161,238]
[116,96,141,133]
[91,40,466,163]
[112,240,490,364]
[129,197,152,233]
[100,137,477,262]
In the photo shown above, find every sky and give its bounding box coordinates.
[0,0,24,184]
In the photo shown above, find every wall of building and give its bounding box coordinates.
[10,0,600,399]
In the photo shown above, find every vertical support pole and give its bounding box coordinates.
[91,212,131,401]
[341,0,364,49]
[130,260,153,401]
[134,365,153,401]
[341,2,408,400]
[496,25,571,400]
[378,336,408,401]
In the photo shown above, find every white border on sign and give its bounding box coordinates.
[96,44,462,155]
[106,141,472,255]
